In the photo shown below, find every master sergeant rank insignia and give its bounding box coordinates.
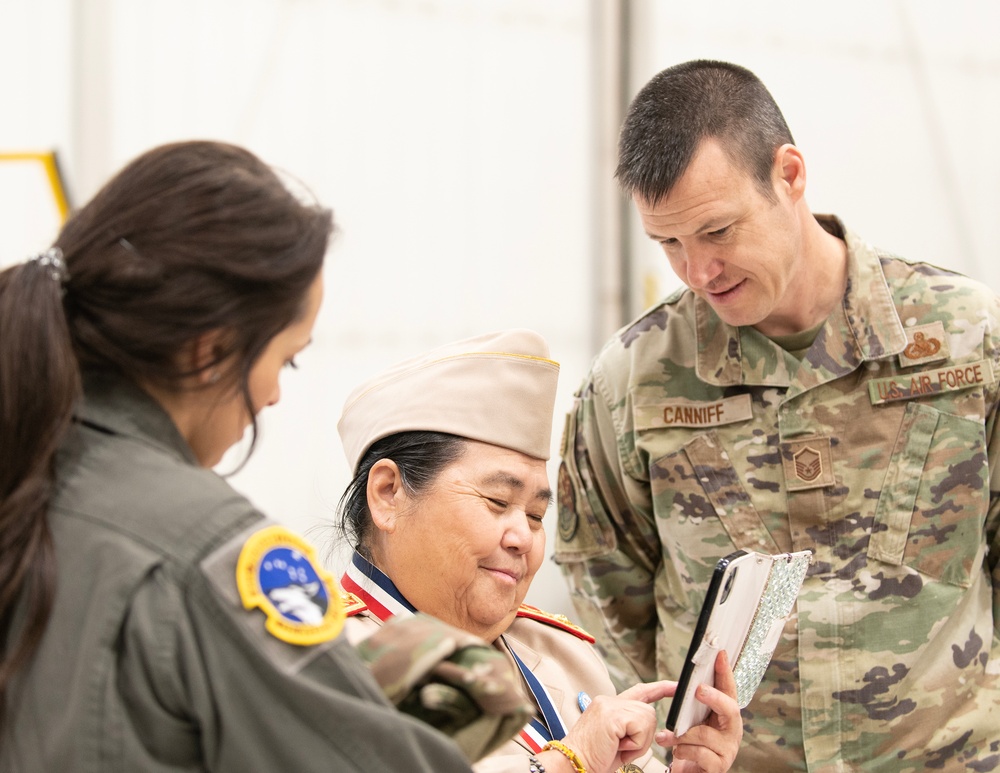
[780,437,835,491]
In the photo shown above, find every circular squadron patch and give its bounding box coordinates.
[557,462,578,542]
[236,525,345,646]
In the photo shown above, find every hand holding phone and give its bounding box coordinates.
[665,549,812,736]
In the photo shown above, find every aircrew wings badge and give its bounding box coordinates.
[236,525,345,646]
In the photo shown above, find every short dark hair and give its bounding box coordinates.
[337,431,467,555]
[616,59,794,204]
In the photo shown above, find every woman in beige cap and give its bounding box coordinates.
[335,329,742,773]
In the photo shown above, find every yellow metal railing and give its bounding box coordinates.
[0,151,71,223]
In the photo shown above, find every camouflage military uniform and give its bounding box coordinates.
[555,216,1000,771]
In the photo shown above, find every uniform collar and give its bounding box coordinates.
[694,215,908,387]
[77,371,200,465]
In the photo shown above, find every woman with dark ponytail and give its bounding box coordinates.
[0,142,523,772]
[0,248,79,719]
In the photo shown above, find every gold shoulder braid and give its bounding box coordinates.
[516,603,595,643]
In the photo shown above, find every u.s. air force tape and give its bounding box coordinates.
[236,525,345,646]
[868,359,993,405]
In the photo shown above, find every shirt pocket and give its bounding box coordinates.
[868,402,988,588]
[648,431,781,602]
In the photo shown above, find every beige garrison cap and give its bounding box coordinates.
[338,329,560,472]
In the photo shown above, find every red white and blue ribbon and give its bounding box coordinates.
[340,552,415,620]
[340,551,568,750]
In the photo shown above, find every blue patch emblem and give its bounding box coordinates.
[237,526,344,645]
[259,546,329,624]
[578,691,592,712]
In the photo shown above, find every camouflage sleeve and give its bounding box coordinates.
[989,451,1000,636]
[987,327,1000,636]
[553,369,662,689]
[355,613,533,762]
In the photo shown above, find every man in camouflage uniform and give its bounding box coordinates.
[554,59,1000,771]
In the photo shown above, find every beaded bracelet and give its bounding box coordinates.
[541,740,587,773]
[528,754,546,773]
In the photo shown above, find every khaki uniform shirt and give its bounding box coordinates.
[346,608,665,773]
[554,217,1000,772]
[2,375,472,772]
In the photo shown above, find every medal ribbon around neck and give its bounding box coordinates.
[340,552,416,620]
[342,551,568,750]
[501,636,569,751]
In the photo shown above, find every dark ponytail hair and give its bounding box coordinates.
[0,257,79,715]
[0,140,333,720]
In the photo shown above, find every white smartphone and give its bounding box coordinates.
[665,549,811,736]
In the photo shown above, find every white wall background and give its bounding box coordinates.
[2,0,998,620]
